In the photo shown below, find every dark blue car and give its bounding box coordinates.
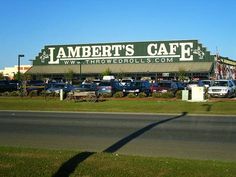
[123,80,151,96]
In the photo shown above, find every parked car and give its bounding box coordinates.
[92,79,101,85]
[208,80,236,98]
[97,80,123,96]
[201,80,213,89]
[155,80,179,95]
[72,83,97,92]
[150,82,159,93]
[0,80,18,92]
[26,80,45,94]
[186,80,204,91]
[123,80,151,96]
[9,80,21,90]
[46,83,75,94]
[173,81,185,90]
[121,78,133,86]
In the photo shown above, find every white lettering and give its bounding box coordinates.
[123,58,129,63]
[167,58,174,62]
[90,60,96,64]
[112,45,122,56]
[101,59,106,64]
[157,43,168,55]
[102,45,112,57]
[113,59,117,63]
[57,47,67,58]
[125,44,134,56]
[106,59,112,64]
[147,43,158,56]
[179,42,193,61]
[82,46,91,57]
[48,47,59,64]
[91,45,102,57]
[67,46,81,58]
[169,43,179,55]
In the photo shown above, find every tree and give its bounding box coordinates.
[102,68,112,76]
[65,69,74,83]
[22,73,32,81]
[0,72,4,80]
[178,68,187,82]
[117,70,126,80]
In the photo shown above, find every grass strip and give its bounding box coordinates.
[0,97,236,115]
[0,146,236,177]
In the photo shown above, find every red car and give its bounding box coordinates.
[156,80,179,95]
[150,83,159,93]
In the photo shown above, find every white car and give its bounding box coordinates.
[208,80,236,98]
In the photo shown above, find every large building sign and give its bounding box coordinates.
[33,40,214,66]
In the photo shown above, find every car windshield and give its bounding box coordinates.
[122,80,132,83]
[80,84,92,88]
[99,82,111,86]
[151,83,158,87]
[54,84,65,88]
[212,81,228,87]
[188,81,198,84]
[202,81,211,85]
[27,80,44,85]
[130,82,142,87]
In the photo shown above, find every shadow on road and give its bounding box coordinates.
[52,112,187,177]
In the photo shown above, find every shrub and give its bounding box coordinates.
[53,92,60,97]
[9,91,21,97]
[113,91,124,98]
[175,90,182,99]
[40,90,48,97]
[28,90,38,97]
[160,92,175,98]
[1,91,10,97]
[152,92,162,98]
[100,93,112,98]
[127,93,137,98]
[138,92,147,98]
[152,92,175,98]
[205,92,210,100]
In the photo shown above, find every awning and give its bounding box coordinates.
[27,62,214,74]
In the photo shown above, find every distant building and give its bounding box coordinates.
[0,65,32,79]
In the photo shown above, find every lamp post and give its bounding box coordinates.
[17,54,24,81]
[79,60,85,83]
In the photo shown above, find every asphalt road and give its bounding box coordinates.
[0,111,235,161]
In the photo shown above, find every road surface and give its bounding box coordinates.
[0,111,235,161]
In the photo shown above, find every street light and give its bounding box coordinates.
[79,60,85,82]
[17,54,24,81]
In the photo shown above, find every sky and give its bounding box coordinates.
[0,0,235,69]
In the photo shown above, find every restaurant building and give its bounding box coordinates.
[27,40,236,81]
